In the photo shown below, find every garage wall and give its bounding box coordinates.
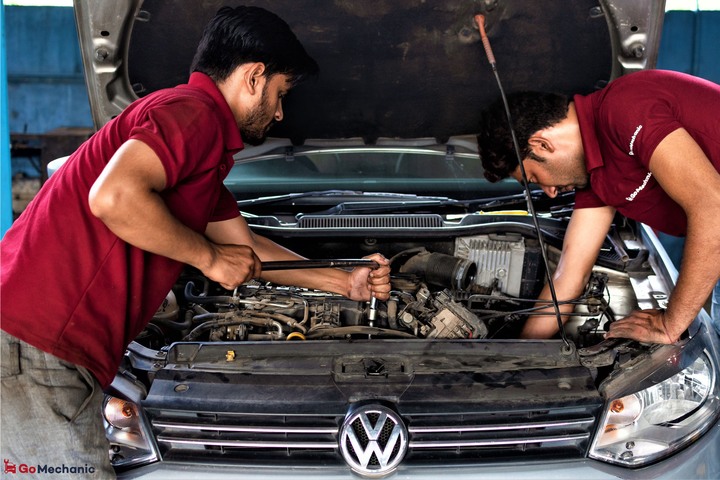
[6,5,92,134]
[657,10,720,81]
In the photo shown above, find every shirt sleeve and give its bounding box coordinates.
[598,76,683,170]
[574,188,606,209]
[210,186,241,222]
[128,96,224,189]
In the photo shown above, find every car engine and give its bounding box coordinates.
[139,232,623,350]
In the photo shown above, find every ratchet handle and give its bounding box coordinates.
[261,259,380,271]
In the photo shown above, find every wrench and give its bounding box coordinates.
[260,259,380,271]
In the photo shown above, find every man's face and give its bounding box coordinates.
[511,143,588,198]
[239,74,292,146]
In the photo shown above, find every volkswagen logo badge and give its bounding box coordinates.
[339,403,408,477]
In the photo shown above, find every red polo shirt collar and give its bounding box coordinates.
[188,72,244,153]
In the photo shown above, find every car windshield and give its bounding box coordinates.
[224,146,522,201]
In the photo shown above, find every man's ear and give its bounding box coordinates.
[528,134,554,153]
[246,62,267,95]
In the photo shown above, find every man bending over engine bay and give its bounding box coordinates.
[477,69,720,345]
[0,7,390,478]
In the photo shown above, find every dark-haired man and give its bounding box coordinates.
[0,7,390,477]
[477,69,720,345]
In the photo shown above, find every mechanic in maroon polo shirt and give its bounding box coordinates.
[0,7,390,477]
[477,69,720,344]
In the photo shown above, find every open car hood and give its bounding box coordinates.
[73,0,665,143]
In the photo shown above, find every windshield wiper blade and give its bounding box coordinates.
[236,190,363,207]
[467,191,538,210]
[317,199,460,215]
[313,191,548,215]
[237,190,460,209]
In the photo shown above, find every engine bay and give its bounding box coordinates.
[139,230,638,350]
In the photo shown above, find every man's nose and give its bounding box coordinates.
[274,102,284,122]
[541,185,558,198]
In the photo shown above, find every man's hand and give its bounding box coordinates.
[520,206,615,339]
[605,309,678,344]
[346,253,391,301]
[201,243,262,290]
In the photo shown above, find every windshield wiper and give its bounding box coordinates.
[310,191,553,215]
[236,190,364,207]
[236,189,574,215]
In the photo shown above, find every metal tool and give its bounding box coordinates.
[368,296,378,325]
[474,14,569,348]
[367,295,378,339]
[260,258,384,340]
[260,259,380,271]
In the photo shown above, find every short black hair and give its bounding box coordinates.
[191,6,319,85]
[477,92,569,182]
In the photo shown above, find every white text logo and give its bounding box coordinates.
[626,172,653,202]
[628,124,643,156]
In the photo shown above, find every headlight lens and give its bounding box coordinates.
[103,395,158,469]
[590,353,718,467]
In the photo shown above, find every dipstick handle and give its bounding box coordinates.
[475,14,496,66]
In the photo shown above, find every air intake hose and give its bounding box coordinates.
[399,251,476,290]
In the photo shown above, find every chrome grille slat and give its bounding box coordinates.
[410,433,590,449]
[409,417,594,434]
[156,436,337,450]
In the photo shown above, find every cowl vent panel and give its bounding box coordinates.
[298,215,444,229]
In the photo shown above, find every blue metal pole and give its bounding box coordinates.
[1,0,13,238]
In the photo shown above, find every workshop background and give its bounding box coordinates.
[1,0,720,257]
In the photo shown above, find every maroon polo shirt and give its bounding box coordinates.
[1,73,242,387]
[573,69,720,237]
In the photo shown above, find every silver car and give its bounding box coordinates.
[68,0,720,478]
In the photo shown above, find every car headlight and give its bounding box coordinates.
[590,351,718,467]
[103,395,158,469]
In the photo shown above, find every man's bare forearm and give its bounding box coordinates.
[205,217,390,300]
[90,183,216,271]
[664,221,720,340]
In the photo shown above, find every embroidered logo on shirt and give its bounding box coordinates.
[628,125,643,156]
[626,172,653,202]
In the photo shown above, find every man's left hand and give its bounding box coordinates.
[605,308,678,344]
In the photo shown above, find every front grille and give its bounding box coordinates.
[297,214,444,229]
[149,406,597,466]
[404,409,595,464]
[151,412,341,465]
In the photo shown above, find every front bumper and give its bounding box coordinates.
[118,420,720,480]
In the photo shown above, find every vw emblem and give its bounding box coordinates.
[339,403,408,477]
